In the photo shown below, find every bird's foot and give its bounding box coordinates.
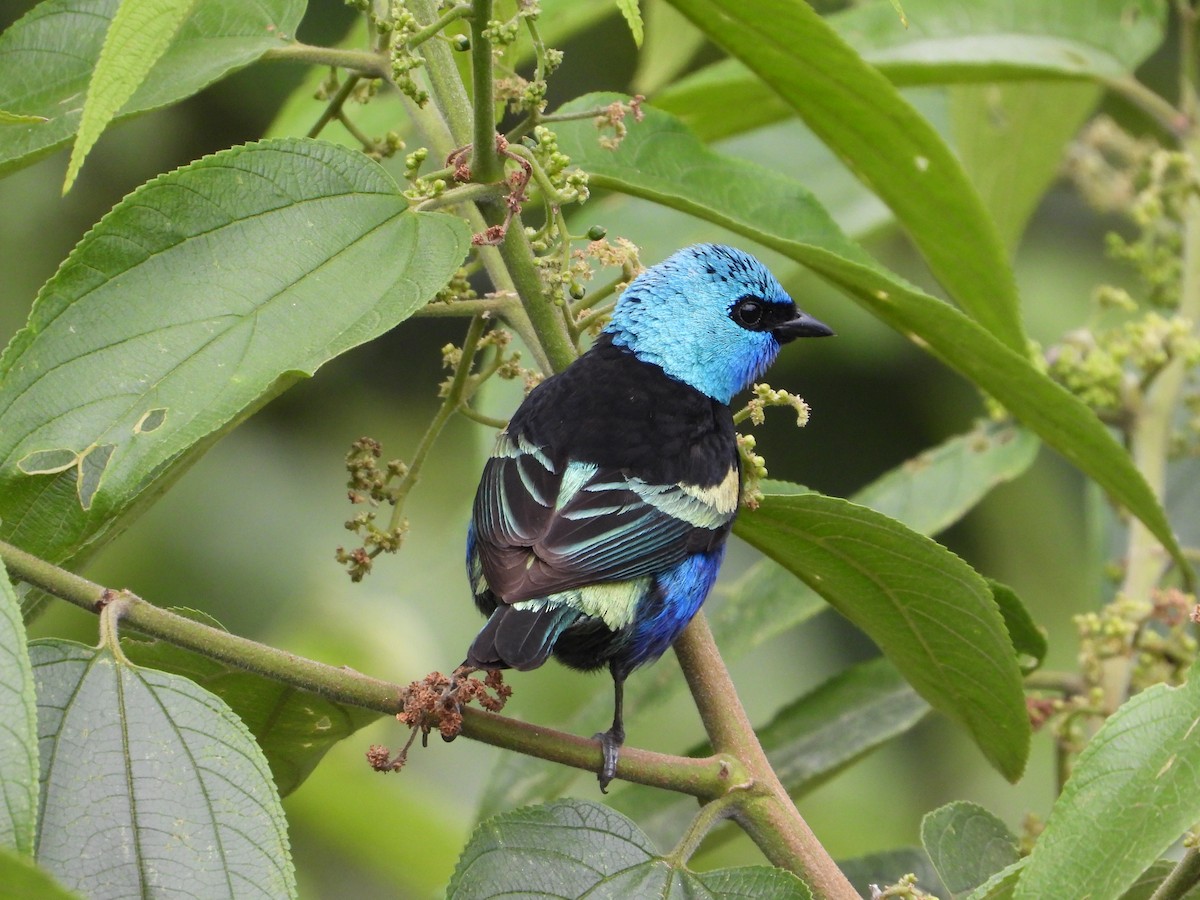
[437,666,475,716]
[592,728,624,793]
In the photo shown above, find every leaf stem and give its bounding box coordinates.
[1177,0,1199,126]
[406,3,473,49]
[664,792,745,867]
[415,181,508,211]
[1150,846,1200,900]
[307,73,361,139]
[1147,844,1200,900]
[1023,670,1086,695]
[263,43,390,80]
[383,314,487,536]
[411,296,515,317]
[673,614,858,897]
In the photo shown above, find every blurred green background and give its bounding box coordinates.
[0,0,1168,896]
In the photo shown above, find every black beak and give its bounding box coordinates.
[773,310,834,343]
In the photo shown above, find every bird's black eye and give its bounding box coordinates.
[732,297,766,329]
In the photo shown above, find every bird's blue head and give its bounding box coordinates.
[604,244,833,405]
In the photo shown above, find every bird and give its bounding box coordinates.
[462,243,832,790]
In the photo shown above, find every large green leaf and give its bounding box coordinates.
[447,799,811,899]
[950,81,1101,252]
[835,0,1166,83]
[734,491,1031,781]
[122,613,383,797]
[0,0,305,178]
[662,0,1025,354]
[922,801,1020,898]
[612,657,930,842]
[0,573,36,855]
[30,640,297,898]
[851,423,1039,536]
[554,96,1189,586]
[655,0,1164,142]
[63,0,199,192]
[1015,674,1200,899]
[0,138,470,566]
[758,657,929,794]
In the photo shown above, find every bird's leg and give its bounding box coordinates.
[593,665,627,793]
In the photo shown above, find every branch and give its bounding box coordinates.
[307,73,362,140]
[1104,75,1189,140]
[673,614,858,898]
[0,539,734,798]
[469,0,503,184]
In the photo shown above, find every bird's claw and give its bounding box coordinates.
[593,729,622,793]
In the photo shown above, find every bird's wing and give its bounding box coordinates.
[472,433,737,604]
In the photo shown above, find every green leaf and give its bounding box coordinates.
[1015,674,1200,899]
[662,0,1026,354]
[852,422,1039,537]
[448,799,811,899]
[965,860,1025,900]
[554,95,1190,587]
[950,81,1100,253]
[0,0,305,178]
[839,848,946,898]
[922,801,1020,897]
[63,0,199,192]
[734,492,1031,781]
[616,0,644,46]
[30,640,297,898]
[122,613,383,797]
[834,0,1166,83]
[0,138,470,566]
[988,579,1047,672]
[0,573,36,855]
[632,0,704,94]
[0,845,80,900]
[613,657,930,839]
[655,0,1165,142]
[652,60,795,143]
[760,657,929,794]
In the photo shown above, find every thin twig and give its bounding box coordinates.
[382,315,488,537]
[263,44,390,80]
[308,73,362,139]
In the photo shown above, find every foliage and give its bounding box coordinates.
[0,0,1198,897]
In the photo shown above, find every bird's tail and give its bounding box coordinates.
[466,603,581,672]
